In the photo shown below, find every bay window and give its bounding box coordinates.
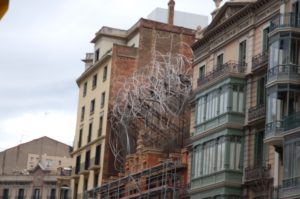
[195,83,244,126]
[192,135,242,179]
[284,134,300,186]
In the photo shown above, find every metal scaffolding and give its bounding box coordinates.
[84,160,188,199]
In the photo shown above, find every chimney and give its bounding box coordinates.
[168,0,175,25]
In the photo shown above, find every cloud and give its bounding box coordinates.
[0,0,227,151]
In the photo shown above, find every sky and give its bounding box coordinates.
[0,0,227,151]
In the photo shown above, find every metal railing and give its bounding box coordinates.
[252,51,268,71]
[283,176,300,188]
[197,61,246,88]
[265,120,284,138]
[244,164,271,182]
[248,104,266,122]
[268,64,300,82]
[283,111,300,131]
[265,111,300,138]
[270,12,300,32]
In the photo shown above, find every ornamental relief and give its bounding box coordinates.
[195,2,279,62]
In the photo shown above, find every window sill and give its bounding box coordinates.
[191,169,243,181]
[194,111,245,128]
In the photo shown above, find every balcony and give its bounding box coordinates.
[267,64,300,84]
[272,177,300,198]
[248,104,266,123]
[252,51,268,72]
[283,111,300,131]
[270,12,300,33]
[265,121,284,145]
[244,164,271,183]
[265,111,300,145]
[197,61,246,91]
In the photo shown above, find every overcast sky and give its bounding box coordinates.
[0,0,227,151]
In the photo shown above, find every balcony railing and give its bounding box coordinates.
[268,64,300,83]
[248,104,266,122]
[283,176,300,189]
[270,12,300,32]
[244,164,271,182]
[283,111,300,131]
[265,111,300,139]
[252,51,268,71]
[197,61,246,89]
[265,120,284,138]
[272,177,300,198]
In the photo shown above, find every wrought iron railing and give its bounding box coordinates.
[248,104,266,122]
[252,51,268,71]
[270,12,300,32]
[197,61,246,88]
[244,164,271,182]
[268,64,300,82]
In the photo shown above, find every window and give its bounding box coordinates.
[33,189,40,199]
[199,65,205,80]
[219,87,228,114]
[284,134,300,182]
[18,189,24,199]
[75,155,81,174]
[84,178,88,191]
[232,85,244,113]
[257,77,266,105]
[50,188,56,199]
[83,82,87,97]
[95,49,100,61]
[206,91,218,120]
[81,106,85,121]
[254,131,266,166]
[98,116,103,136]
[216,53,223,68]
[78,129,82,148]
[196,97,205,124]
[92,74,97,89]
[229,136,242,170]
[85,150,90,170]
[95,145,101,165]
[192,136,226,178]
[90,99,95,114]
[239,40,247,65]
[94,173,99,188]
[196,85,229,125]
[262,27,269,52]
[101,92,105,108]
[103,66,108,81]
[88,123,92,143]
[3,188,9,199]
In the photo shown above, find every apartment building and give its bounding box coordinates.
[188,0,288,198]
[70,1,208,198]
[0,136,72,199]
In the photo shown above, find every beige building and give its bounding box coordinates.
[70,1,201,198]
[0,136,72,199]
[190,0,300,198]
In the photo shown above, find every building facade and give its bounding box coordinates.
[70,0,205,197]
[0,136,72,199]
[188,0,290,198]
